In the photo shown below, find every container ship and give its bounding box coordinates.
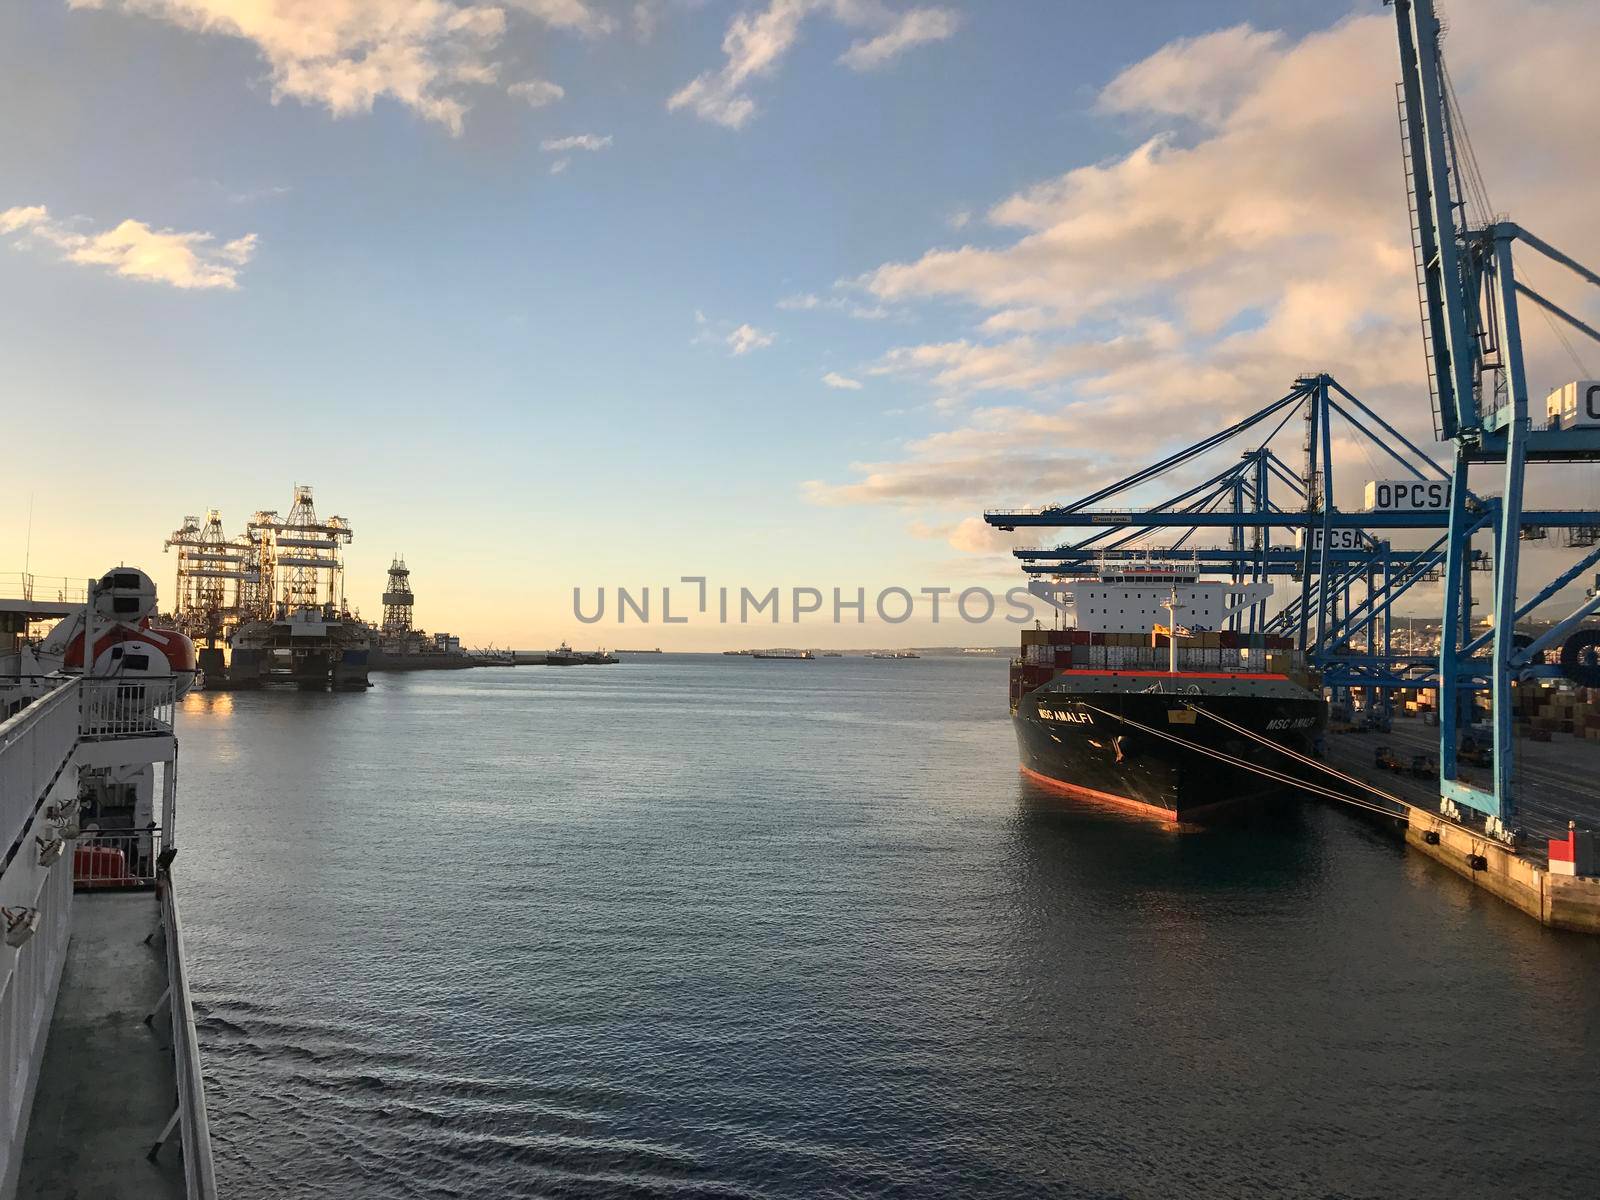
[1011,565,1325,821]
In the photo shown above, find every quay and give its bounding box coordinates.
[1321,720,1600,934]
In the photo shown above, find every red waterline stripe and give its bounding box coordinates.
[1018,765,1178,821]
[1018,765,1242,824]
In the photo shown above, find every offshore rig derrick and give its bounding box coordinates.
[368,556,471,669]
[165,485,370,692]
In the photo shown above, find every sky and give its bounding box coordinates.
[3,0,1598,649]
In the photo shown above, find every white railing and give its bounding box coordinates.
[0,573,88,605]
[0,679,80,856]
[73,827,165,889]
[159,879,217,1199]
[78,677,177,741]
[0,837,71,1170]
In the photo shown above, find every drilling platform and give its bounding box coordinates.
[368,556,475,671]
[164,485,370,690]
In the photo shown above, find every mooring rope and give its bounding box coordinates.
[1183,703,1411,809]
[1078,703,1409,821]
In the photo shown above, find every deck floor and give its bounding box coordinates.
[16,891,185,1200]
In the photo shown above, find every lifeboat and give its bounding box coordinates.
[41,568,198,698]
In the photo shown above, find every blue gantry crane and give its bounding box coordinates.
[1394,0,1600,834]
[985,0,1600,842]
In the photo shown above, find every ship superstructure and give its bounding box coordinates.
[1029,564,1269,635]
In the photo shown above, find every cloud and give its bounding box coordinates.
[822,371,862,389]
[540,133,612,152]
[549,158,570,174]
[68,0,612,133]
[728,323,776,355]
[805,400,1146,512]
[1096,24,1285,128]
[910,516,1022,556]
[504,0,614,35]
[778,289,898,320]
[670,1,960,128]
[822,0,1600,534]
[2,204,256,289]
[869,332,1170,394]
[0,205,48,234]
[838,7,959,71]
[508,78,565,107]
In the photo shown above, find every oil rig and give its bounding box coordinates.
[164,485,370,690]
[368,556,472,670]
[986,0,1600,927]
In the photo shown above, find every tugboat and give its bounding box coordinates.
[1010,564,1325,821]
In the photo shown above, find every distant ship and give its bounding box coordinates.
[549,642,583,666]
[549,643,617,665]
[1011,565,1325,822]
[752,648,815,660]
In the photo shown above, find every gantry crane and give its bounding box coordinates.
[1393,0,1600,834]
[985,0,1600,840]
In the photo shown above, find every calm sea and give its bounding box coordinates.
[177,656,1600,1198]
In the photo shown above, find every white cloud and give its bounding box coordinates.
[632,0,662,41]
[728,323,776,355]
[822,371,862,389]
[68,0,612,133]
[869,332,1171,394]
[2,204,256,289]
[816,0,1600,550]
[549,158,570,174]
[0,205,48,234]
[778,289,897,320]
[540,133,612,152]
[1096,24,1285,128]
[670,1,960,128]
[504,0,614,35]
[910,515,1021,556]
[838,6,958,71]
[508,78,565,107]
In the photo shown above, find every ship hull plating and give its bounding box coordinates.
[1014,672,1326,821]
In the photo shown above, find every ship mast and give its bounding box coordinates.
[1160,588,1184,675]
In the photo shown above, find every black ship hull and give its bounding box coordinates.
[1015,671,1326,821]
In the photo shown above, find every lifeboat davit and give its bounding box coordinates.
[51,568,199,698]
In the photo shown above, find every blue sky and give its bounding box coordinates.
[3,1,1597,646]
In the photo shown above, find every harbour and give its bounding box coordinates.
[167,662,1600,1196]
[4,0,1600,1194]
